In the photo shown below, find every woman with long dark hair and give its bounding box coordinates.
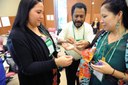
[7,0,73,85]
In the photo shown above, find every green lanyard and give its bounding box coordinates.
[40,29,55,57]
[45,37,54,56]
[97,32,125,63]
[107,38,121,62]
[72,24,85,41]
[45,38,53,46]
[96,32,109,56]
[106,31,126,63]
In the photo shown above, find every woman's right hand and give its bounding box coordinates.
[55,55,73,67]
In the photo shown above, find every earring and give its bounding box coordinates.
[116,21,120,29]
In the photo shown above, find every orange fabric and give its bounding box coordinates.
[79,49,93,80]
[81,49,93,63]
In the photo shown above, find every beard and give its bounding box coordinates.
[73,21,83,28]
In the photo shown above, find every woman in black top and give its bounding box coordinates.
[7,0,73,85]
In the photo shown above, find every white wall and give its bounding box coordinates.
[0,0,20,16]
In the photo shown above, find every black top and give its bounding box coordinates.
[7,25,60,85]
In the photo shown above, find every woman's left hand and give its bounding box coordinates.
[91,60,114,75]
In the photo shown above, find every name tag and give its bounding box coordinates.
[45,38,54,56]
[93,70,103,82]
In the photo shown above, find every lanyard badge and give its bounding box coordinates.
[45,38,55,56]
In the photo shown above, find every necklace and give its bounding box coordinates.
[102,38,121,62]
[40,33,48,41]
[40,33,46,37]
[102,32,126,62]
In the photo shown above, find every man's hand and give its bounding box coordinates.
[62,43,75,50]
[57,37,75,44]
[66,37,75,44]
[75,40,90,50]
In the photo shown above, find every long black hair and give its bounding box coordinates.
[12,0,43,30]
[101,0,128,29]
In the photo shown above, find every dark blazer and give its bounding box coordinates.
[7,25,60,85]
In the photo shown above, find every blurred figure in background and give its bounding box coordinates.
[91,17,100,34]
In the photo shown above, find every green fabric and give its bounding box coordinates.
[90,32,128,85]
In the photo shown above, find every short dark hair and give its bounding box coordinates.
[71,2,87,16]
[102,0,128,29]
[13,0,42,30]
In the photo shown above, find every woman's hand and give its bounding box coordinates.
[55,55,73,67]
[91,60,114,75]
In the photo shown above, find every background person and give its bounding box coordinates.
[91,17,100,34]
